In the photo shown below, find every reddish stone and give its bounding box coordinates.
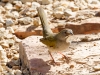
[19,36,51,75]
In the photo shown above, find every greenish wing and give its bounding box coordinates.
[40,36,56,47]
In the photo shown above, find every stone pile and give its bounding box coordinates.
[0,0,100,75]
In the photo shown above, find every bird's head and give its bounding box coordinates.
[56,28,73,41]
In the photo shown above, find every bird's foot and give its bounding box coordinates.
[61,55,71,63]
[58,52,71,63]
[47,60,60,66]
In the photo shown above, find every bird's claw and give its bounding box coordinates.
[47,60,60,66]
[61,55,71,63]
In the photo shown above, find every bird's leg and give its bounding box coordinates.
[48,51,60,65]
[48,51,55,63]
[58,52,70,63]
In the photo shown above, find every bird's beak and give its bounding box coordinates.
[69,32,73,35]
[71,32,73,35]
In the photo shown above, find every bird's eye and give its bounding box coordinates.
[64,31,67,34]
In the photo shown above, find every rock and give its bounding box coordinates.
[74,0,88,10]
[12,66,20,70]
[93,64,100,71]
[91,0,100,4]
[18,17,32,25]
[5,11,14,18]
[15,70,22,75]
[12,11,19,19]
[25,2,32,7]
[0,6,6,14]
[1,0,9,2]
[4,3,13,10]
[12,50,18,54]
[11,25,18,31]
[64,10,76,16]
[0,28,5,37]
[0,23,3,28]
[0,50,8,65]
[7,27,14,33]
[6,61,16,68]
[85,0,92,4]
[0,65,3,72]
[7,39,15,47]
[53,1,60,8]
[54,6,64,12]
[25,7,38,17]
[53,11,64,19]
[13,54,19,60]
[25,11,31,16]
[0,28,5,38]
[7,52,13,59]
[60,1,69,8]
[45,4,53,11]
[13,59,20,66]
[0,47,7,66]
[20,0,34,3]
[13,5,20,11]
[0,27,5,32]
[42,0,53,5]
[68,1,79,11]
[0,2,6,7]
[1,41,9,48]
[13,36,21,43]
[4,34,13,39]
[0,51,7,60]
[13,1,22,8]
[31,2,40,10]
[88,4,100,9]
[19,36,52,75]
[8,69,15,75]
[0,45,4,51]
[1,61,7,66]
[5,19,14,26]
[0,16,5,23]
[2,72,11,75]
[53,6,65,19]
[33,18,40,26]
[69,5,79,11]
[22,68,30,75]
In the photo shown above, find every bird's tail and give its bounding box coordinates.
[37,6,53,38]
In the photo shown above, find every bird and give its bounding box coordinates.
[37,6,73,64]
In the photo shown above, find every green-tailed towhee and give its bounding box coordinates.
[37,7,73,64]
